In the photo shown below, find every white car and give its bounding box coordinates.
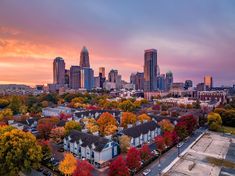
[143,169,151,175]
[151,150,159,156]
[177,142,184,148]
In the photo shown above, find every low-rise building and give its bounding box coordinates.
[63,130,119,167]
[121,121,160,147]
[42,106,72,117]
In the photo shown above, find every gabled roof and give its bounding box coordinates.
[122,121,159,138]
[66,130,110,152]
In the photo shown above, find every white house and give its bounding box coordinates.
[64,130,119,168]
[42,106,72,117]
[121,121,161,147]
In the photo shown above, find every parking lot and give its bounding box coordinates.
[165,132,235,176]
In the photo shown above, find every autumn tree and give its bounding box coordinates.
[126,147,141,172]
[97,112,117,135]
[104,124,118,136]
[207,112,222,131]
[119,100,136,112]
[139,144,152,162]
[37,117,59,139]
[85,118,99,133]
[73,160,93,176]
[137,114,151,122]
[109,156,130,176]
[0,129,42,175]
[65,121,81,134]
[155,136,166,152]
[175,122,188,140]
[50,127,65,143]
[158,119,174,133]
[179,115,197,134]
[37,140,52,161]
[0,98,9,108]
[0,125,15,135]
[121,112,137,128]
[59,153,77,176]
[163,131,173,147]
[0,108,13,122]
[119,135,131,153]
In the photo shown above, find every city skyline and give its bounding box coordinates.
[0,1,235,86]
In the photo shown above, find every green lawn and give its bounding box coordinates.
[220,126,235,135]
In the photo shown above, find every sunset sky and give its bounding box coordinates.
[0,0,235,86]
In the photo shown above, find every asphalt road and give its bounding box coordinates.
[136,127,207,176]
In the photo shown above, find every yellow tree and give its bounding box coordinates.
[0,108,13,122]
[59,153,77,176]
[65,121,81,134]
[121,112,137,128]
[207,112,222,131]
[86,118,99,133]
[104,124,118,136]
[137,114,151,122]
[97,112,117,135]
[119,135,131,153]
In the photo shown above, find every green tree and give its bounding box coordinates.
[119,100,136,112]
[0,129,42,175]
[8,96,22,114]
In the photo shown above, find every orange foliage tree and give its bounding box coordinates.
[59,153,77,176]
[121,112,137,128]
[97,112,117,135]
[158,119,174,132]
[137,114,151,122]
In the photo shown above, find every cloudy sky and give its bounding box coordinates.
[0,0,235,86]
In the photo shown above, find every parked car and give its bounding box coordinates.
[151,150,159,156]
[57,148,64,152]
[177,142,184,148]
[143,169,151,175]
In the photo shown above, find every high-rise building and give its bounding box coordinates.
[108,69,118,83]
[81,68,94,91]
[165,71,173,91]
[196,83,206,91]
[130,72,144,90]
[53,57,65,86]
[65,69,70,86]
[116,75,122,89]
[80,46,90,68]
[69,66,81,89]
[157,74,166,91]
[144,49,158,91]
[204,75,213,89]
[99,67,105,78]
[185,80,193,89]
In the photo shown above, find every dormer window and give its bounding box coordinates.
[79,139,82,145]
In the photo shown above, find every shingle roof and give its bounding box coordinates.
[67,130,110,152]
[122,121,158,138]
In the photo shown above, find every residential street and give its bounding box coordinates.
[136,127,207,176]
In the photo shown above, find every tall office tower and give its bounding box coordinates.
[131,72,145,90]
[157,65,160,77]
[80,46,90,68]
[69,66,81,89]
[144,49,158,91]
[204,75,213,90]
[99,67,105,78]
[185,80,193,89]
[53,57,65,85]
[157,74,166,91]
[165,71,173,91]
[81,68,94,91]
[116,75,122,89]
[108,69,118,83]
[65,69,70,86]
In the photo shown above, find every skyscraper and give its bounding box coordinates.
[108,69,118,83]
[69,66,81,89]
[144,49,158,91]
[157,74,166,91]
[65,69,70,86]
[130,72,144,90]
[81,67,94,91]
[99,67,105,78]
[80,46,90,68]
[204,75,213,89]
[165,71,173,90]
[53,57,65,86]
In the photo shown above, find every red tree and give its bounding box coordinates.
[139,144,152,162]
[126,147,141,171]
[109,156,130,176]
[163,132,173,147]
[175,121,188,140]
[37,117,59,139]
[155,136,165,152]
[171,130,178,144]
[59,113,72,120]
[179,114,197,134]
[73,160,93,176]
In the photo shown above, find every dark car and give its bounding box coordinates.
[57,148,64,152]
